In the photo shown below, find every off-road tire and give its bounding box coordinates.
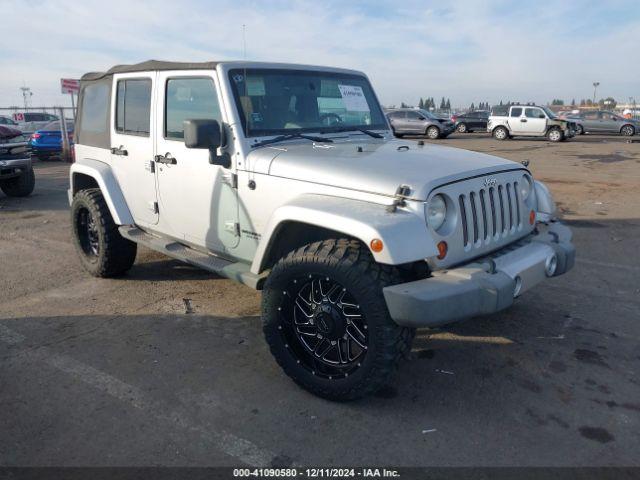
[71,188,137,277]
[426,126,440,139]
[493,126,509,140]
[262,239,415,401]
[621,125,635,136]
[547,127,563,142]
[456,122,467,133]
[0,167,35,197]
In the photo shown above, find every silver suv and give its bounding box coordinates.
[69,60,575,400]
[386,108,455,139]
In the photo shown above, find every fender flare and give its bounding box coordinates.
[251,194,436,274]
[69,159,134,225]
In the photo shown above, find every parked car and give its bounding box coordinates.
[0,115,19,127]
[0,125,35,197]
[386,108,455,139]
[30,120,74,160]
[487,105,576,142]
[69,60,574,400]
[12,112,59,134]
[451,110,489,133]
[565,111,637,136]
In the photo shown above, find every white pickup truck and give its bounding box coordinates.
[488,105,576,142]
[69,61,575,400]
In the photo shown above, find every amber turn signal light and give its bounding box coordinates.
[437,241,448,259]
[370,238,384,253]
[529,210,536,225]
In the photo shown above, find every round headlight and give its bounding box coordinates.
[520,174,532,201]
[427,194,447,231]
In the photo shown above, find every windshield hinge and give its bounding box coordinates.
[386,185,412,213]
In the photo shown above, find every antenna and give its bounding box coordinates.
[242,24,247,59]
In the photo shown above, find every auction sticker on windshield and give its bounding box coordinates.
[338,85,370,112]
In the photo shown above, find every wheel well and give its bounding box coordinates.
[620,124,635,133]
[261,222,358,271]
[492,125,508,133]
[72,172,99,195]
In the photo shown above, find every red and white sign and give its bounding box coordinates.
[60,78,80,94]
[12,112,24,122]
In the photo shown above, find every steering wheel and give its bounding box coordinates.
[320,113,343,127]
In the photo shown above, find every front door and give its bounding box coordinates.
[154,72,239,252]
[523,107,547,134]
[110,74,158,225]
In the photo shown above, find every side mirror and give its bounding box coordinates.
[183,119,230,168]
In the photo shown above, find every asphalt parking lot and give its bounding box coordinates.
[1,134,639,467]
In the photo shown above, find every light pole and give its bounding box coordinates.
[20,86,32,110]
[592,82,600,105]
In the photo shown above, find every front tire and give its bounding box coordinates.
[262,239,415,401]
[547,127,563,142]
[621,125,635,136]
[456,122,468,133]
[426,126,440,139]
[576,125,584,135]
[71,188,137,277]
[0,167,35,197]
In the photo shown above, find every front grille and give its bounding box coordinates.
[457,180,523,250]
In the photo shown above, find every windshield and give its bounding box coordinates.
[541,106,557,119]
[228,69,387,137]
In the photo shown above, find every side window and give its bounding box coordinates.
[80,82,110,134]
[510,107,523,117]
[388,111,404,119]
[525,108,543,118]
[165,77,221,140]
[115,79,152,136]
[583,111,599,120]
[406,111,421,120]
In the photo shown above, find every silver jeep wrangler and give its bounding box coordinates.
[69,60,575,400]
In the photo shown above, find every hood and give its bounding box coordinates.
[0,125,22,139]
[250,138,523,201]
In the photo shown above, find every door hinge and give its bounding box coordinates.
[149,201,159,214]
[225,221,240,237]
[222,172,238,189]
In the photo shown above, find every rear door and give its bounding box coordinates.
[110,74,158,226]
[600,112,619,133]
[389,111,407,132]
[581,111,600,132]
[507,107,526,133]
[154,72,239,251]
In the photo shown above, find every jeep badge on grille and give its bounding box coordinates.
[482,177,497,188]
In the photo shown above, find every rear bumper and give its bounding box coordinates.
[383,221,575,328]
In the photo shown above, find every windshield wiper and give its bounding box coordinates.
[252,133,333,148]
[328,127,384,138]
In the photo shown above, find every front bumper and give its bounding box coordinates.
[383,221,575,328]
[0,153,32,178]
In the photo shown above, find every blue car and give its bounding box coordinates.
[29,120,74,161]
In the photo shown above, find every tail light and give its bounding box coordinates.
[451,115,457,122]
[70,145,76,163]
[31,133,41,140]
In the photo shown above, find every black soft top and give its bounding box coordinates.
[81,60,219,81]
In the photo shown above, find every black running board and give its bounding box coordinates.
[119,226,267,289]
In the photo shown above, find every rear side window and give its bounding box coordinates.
[79,82,110,135]
[165,78,221,140]
[116,79,152,136]
[510,107,523,117]
[387,111,404,119]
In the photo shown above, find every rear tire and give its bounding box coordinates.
[576,125,584,135]
[262,239,415,401]
[0,167,35,197]
[426,126,440,139]
[621,125,635,136]
[71,188,137,277]
[493,126,509,140]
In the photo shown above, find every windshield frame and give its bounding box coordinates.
[540,106,557,119]
[227,68,389,138]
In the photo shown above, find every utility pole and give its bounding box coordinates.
[592,82,600,105]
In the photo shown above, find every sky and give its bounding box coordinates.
[1,0,639,109]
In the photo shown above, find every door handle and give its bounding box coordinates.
[155,152,177,165]
[520,119,527,122]
[111,145,128,156]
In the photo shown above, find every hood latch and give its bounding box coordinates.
[386,184,412,213]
